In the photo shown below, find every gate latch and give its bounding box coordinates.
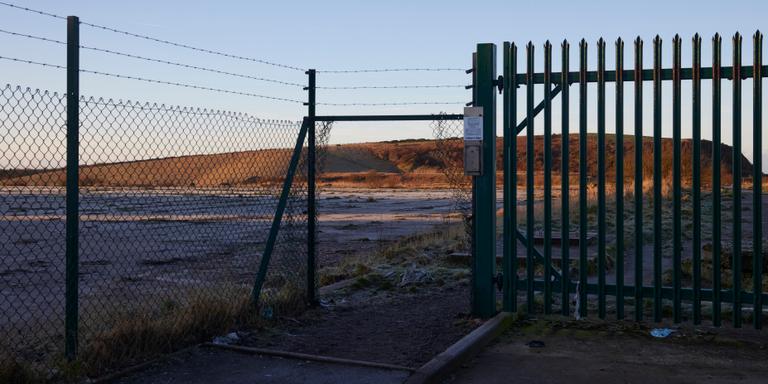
[492,75,504,94]
[493,272,503,292]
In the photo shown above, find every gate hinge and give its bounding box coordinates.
[491,75,504,94]
[493,272,503,292]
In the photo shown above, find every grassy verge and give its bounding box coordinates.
[319,222,471,293]
[2,282,306,383]
[0,359,42,384]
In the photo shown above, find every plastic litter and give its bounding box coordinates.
[261,306,274,320]
[399,266,433,287]
[650,328,675,338]
[212,332,240,345]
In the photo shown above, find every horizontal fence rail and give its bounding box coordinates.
[504,32,766,329]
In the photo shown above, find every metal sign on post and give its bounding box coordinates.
[463,106,483,175]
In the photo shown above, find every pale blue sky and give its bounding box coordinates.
[0,0,766,164]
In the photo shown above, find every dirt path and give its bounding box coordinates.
[241,285,475,368]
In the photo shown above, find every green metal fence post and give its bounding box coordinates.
[653,35,663,323]
[560,40,571,317]
[692,34,703,325]
[470,52,478,317]
[672,35,682,323]
[752,30,763,329]
[633,37,644,321]
[597,38,607,319]
[543,41,553,315]
[502,42,518,313]
[712,34,723,327]
[65,15,80,362]
[732,33,743,328]
[526,42,536,313]
[615,37,625,320]
[578,39,588,319]
[473,43,497,318]
[305,69,317,306]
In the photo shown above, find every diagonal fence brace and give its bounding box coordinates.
[515,83,563,134]
[516,229,562,283]
[250,117,310,305]
[512,81,566,287]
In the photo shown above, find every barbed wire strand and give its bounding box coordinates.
[0,1,305,72]
[79,21,308,72]
[0,2,468,75]
[317,84,466,90]
[0,1,66,20]
[318,101,466,106]
[0,55,467,106]
[318,68,466,73]
[0,29,469,90]
[0,28,306,87]
[0,55,304,104]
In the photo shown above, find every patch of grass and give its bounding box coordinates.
[319,222,470,293]
[0,359,42,384]
[72,286,287,378]
[351,273,394,291]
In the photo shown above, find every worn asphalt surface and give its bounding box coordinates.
[112,348,411,384]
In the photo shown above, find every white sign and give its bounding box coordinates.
[463,107,484,141]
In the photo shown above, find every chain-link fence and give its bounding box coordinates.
[432,117,472,246]
[0,84,323,378]
[307,116,472,308]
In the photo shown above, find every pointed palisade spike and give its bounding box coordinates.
[562,39,569,48]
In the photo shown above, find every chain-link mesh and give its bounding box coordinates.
[0,84,318,378]
[0,85,67,377]
[432,117,472,248]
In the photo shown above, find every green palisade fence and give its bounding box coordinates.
[503,32,767,328]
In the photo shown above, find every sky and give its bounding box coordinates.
[0,0,766,166]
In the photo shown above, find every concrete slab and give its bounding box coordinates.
[445,320,768,384]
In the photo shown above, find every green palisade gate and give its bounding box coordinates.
[501,32,766,328]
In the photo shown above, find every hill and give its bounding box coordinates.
[0,134,756,188]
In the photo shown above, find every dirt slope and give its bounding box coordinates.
[0,135,755,188]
